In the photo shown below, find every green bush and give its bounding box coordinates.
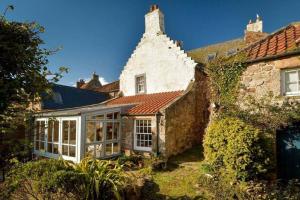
[2,158,129,200]
[203,117,272,181]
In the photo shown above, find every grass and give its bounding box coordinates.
[146,146,209,199]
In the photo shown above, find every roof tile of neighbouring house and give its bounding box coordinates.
[246,22,300,61]
[95,80,120,93]
[106,91,183,115]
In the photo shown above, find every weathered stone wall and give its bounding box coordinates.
[162,69,210,157]
[239,56,300,100]
[121,115,159,156]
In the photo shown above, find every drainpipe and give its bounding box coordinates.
[155,112,161,157]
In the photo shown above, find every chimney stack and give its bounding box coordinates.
[244,14,268,44]
[145,4,165,36]
[76,79,85,88]
[92,72,99,81]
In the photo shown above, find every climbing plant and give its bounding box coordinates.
[205,53,247,110]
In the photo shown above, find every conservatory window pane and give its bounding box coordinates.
[40,141,44,151]
[36,121,40,140]
[69,120,76,145]
[95,122,104,142]
[106,143,112,155]
[48,121,53,142]
[40,121,45,141]
[62,145,68,156]
[69,146,76,157]
[113,112,120,119]
[62,121,69,144]
[106,122,113,140]
[113,143,119,154]
[86,121,95,143]
[95,144,103,158]
[53,121,59,142]
[47,143,53,153]
[113,122,119,140]
[106,113,113,119]
[53,144,59,154]
[35,141,39,150]
[95,114,104,120]
[85,145,95,157]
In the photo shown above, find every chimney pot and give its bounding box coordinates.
[150,4,159,12]
[76,79,85,88]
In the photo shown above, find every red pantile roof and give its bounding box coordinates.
[107,91,183,115]
[95,81,120,93]
[246,23,300,61]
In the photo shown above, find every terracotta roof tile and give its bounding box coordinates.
[95,81,119,93]
[245,23,300,61]
[106,91,183,115]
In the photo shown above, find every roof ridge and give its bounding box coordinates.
[244,22,300,52]
[118,90,183,98]
[52,83,108,94]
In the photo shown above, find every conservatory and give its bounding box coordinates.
[34,104,132,163]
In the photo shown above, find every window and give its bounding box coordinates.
[47,120,59,154]
[62,120,77,157]
[85,111,120,158]
[34,117,78,161]
[135,74,146,94]
[134,119,152,151]
[227,48,237,57]
[283,69,300,96]
[35,120,46,151]
[207,53,217,62]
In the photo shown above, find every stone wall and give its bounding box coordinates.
[121,115,158,156]
[239,56,300,100]
[162,69,210,157]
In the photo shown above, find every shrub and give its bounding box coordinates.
[2,158,129,200]
[203,117,272,181]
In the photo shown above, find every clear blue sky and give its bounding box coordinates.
[1,0,300,86]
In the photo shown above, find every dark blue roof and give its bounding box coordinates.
[42,84,110,110]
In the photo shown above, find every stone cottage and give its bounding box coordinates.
[33,5,209,162]
[189,17,300,179]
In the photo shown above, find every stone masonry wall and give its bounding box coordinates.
[162,69,209,157]
[239,56,300,100]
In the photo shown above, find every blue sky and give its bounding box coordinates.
[1,0,300,86]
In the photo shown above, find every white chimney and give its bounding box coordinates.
[246,14,263,32]
[145,5,165,36]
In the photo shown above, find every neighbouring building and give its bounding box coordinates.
[189,17,300,179]
[33,5,209,162]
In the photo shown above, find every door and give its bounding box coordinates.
[277,124,300,179]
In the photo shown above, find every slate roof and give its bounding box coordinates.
[245,22,300,61]
[42,84,110,110]
[95,81,120,93]
[106,91,183,115]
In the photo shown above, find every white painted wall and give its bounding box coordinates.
[120,8,197,96]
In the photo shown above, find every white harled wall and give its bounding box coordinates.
[119,8,197,96]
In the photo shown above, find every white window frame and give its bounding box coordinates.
[134,119,152,152]
[282,68,300,96]
[84,109,121,158]
[135,74,146,94]
[34,116,80,163]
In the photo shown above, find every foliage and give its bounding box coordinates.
[2,158,129,200]
[225,92,300,132]
[198,173,300,200]
[205,53,247,108]
[203,117,272,181]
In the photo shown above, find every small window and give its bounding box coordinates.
[135,74,146,94]
[207,53,217,62]
[134,119,152,151]
[283,68,300,96]
[227,48,237,57]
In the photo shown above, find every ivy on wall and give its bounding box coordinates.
[205,53,247,109]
